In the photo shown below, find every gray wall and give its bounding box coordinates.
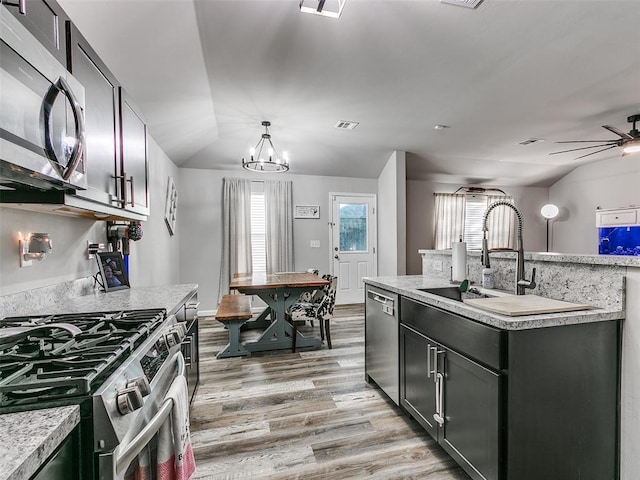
[550,155,640,254]
[0,136,180,296]
[406,181,550,274]
[177,168,377,312]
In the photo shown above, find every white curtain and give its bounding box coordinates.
[264,179,294,273]
[433,192,516,251]
[486,195,516,250]
[218,178,252,302]
[433,193,465,250]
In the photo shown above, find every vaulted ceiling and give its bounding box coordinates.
[59,0,640,187]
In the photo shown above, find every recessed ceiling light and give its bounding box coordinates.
[518,138,545,145]
[440,0,484,9]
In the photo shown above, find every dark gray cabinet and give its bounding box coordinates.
[119,89,150,216]
[401,324,500,480]
[67,23,150,219]
[399,295,620,480]
[176,290,200,405]
[1,0,68,65]
[67,22,120,208]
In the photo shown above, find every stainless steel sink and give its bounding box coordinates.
[418,286,496,302]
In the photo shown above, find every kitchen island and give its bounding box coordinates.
[364,270,625,480]
[0,282,198,480]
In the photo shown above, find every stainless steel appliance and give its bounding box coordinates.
[0,308,189,480]
[365,286,400,405]
[0,5,87,191]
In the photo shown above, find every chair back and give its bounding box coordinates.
[317,275,338,319]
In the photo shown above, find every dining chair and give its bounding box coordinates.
[287,274,338,352]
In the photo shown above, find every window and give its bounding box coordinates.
[250,187,266,273]
[433,193,516,251]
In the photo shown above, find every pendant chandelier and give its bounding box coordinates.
[242,121,289,173]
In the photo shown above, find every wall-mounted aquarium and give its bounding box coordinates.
[598,226,640,256]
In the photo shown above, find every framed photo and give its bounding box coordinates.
[164,176,178,235]
[96,252,130,292]
[295,205,320,219]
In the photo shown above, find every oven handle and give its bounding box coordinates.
[114,350,185,477]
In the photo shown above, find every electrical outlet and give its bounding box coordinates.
[433,260,443,272]
[310,240,320,248]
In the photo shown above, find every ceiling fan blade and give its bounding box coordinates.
[574,145,617,160]
[602,125,633,139]
[555,140,618,143]
[549,143,617,155]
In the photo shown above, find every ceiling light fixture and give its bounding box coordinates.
[299,0,346,19]
[623,139,640,155]
[242,121,289,173]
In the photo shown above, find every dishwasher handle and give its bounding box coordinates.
[367,291,396,314]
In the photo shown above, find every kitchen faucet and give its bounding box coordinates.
[481,200,536,295]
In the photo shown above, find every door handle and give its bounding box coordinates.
[433,372,445,426]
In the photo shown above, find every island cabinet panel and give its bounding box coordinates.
[505,321,619,480]
[397,295,621,480]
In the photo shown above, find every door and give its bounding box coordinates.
[330,193,377,304]
[400,325,438,439]
[440,348,501,480]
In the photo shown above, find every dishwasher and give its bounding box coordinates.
[365,285,400,405]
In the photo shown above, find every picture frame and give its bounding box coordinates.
[164,176,178,235]
[96,252,130,292]
[294,205,320,219]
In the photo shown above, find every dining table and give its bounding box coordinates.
[229,271,330,353]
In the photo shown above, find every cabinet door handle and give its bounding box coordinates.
[427,345,437,379]
[182,334,192,367]
[433,372,445,426]
[127,176,135,207]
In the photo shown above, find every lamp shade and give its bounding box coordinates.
[540,204,559,219]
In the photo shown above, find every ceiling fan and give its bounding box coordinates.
[550,114,640,160]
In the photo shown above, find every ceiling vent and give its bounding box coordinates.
[518,138,545,146]
[334,121,359,130]
[440,0,484,9]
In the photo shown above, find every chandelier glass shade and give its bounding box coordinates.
[242,121,289,173]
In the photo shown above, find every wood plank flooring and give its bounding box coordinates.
[191,305,470,479]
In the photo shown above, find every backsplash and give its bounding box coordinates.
[419,250,630,311]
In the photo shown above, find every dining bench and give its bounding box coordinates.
[215,294,253,358]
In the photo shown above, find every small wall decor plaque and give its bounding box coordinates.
[295,205,320,219]
[164,176,178,235]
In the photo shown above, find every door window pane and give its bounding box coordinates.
[339,203,367,252]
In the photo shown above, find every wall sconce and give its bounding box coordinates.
[540,204,559,252]
[20,233,52,267]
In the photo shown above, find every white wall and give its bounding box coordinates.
[377,151,406,276]
[177,168,377,311]
[0,136,180,296]
[406,181,550,274]
[550,155,640,254]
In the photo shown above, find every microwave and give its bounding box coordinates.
[0,5,87,191]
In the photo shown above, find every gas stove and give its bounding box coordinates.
[0,308,189,479]
[0,309,172,410]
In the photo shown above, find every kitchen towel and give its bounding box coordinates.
[157,375,196,480]
[452,241,467,282]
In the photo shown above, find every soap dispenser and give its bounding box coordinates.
[481,256,494,289]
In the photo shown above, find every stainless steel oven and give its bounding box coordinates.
[0,309,191,480]
[0,5,87,191]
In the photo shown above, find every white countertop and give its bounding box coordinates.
[0,406,80,480]
[364,276,624,330]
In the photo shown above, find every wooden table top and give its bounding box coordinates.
[230,272,329,291]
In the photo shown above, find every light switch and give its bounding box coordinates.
[310,240,320,248]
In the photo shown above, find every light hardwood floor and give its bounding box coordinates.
[190,305,470,479]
